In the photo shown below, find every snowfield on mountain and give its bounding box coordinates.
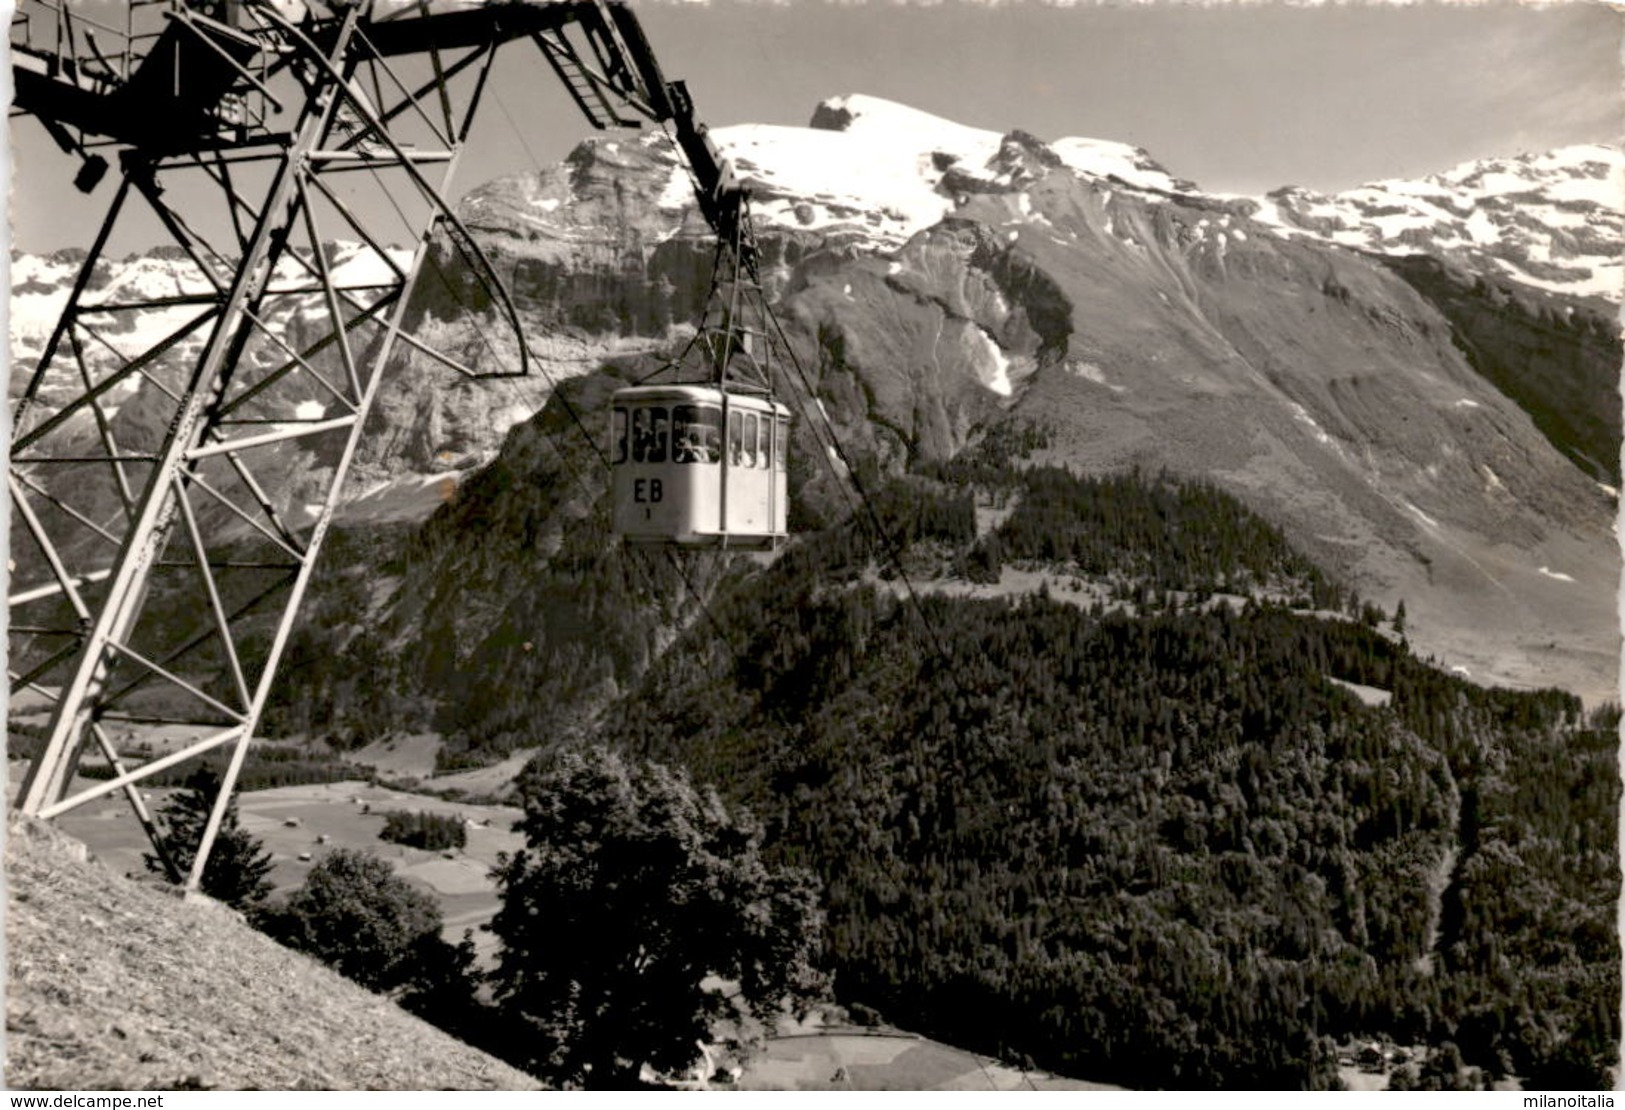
[1254,143,1622,301]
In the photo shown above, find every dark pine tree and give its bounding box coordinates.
[143,766,273,912]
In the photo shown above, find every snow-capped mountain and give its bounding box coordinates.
[709,95,1199,249]
[11,94,1620,706]
[609,95,1623,306]
[1253,145,1624,302]
[458,94,1203,254]
[10,241,410,421]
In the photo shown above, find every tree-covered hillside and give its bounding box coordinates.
[259,394,1617,1089]
[603,464,1619,1090]
[265,366,728,765]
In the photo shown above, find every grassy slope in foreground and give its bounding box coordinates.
[5,813,539,1091]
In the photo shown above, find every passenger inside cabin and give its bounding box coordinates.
[632,408,668,463]
[675,430,701,463]
[675,426,719,463]
[632,409,653,460]
[672,405,722,463]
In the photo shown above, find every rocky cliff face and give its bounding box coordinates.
[1376,254,1621,487]
[12,94,1620,710]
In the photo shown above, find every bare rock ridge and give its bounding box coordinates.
[4,812,539,1091]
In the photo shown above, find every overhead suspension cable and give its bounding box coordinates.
[444,85,983,770]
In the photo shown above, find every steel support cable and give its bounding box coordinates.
[473,91,781,684]
[652,130,868,537]
[650,118,872,529]
[760,292,956,667]
[750,242,1034,800]
[489,74,549,176]
[360,72,945,802]
[459,85,632,473]
[343,260,757,757]
[375,189,534,384]
[375,88,790,740]
[183,161,409,416]
[356,97,686,677]
[649,120,740,386]
[557,117,964,745]
[351,142,519,387]
[656,123,932,617]
[478,88,834,517]
[402,49,1018,991]
[346,22,454,150]
[595,128,972,804]
[298,78,612,594]
[362,178,601,473]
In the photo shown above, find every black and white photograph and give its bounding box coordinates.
[5,0,1621,1093]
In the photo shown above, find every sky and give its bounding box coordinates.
[7,0,1623,254]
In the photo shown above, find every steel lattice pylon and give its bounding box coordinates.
[9,0,687,893]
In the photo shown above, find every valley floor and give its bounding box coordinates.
[735,1017,1119,1091]
[11,765,1136,1091]
[32,771,523,962]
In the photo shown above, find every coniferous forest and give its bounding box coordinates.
[602,457,1619,1090]
[265,402,1618,1090]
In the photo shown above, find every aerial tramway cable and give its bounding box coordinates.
[252,1,532,380]
[336,20,1041,1087]
[352,85,748,669]
[443,82,1004,802]
[477,84,962,671]
[430,80,1044,1073]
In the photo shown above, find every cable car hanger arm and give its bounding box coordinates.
[528,1,749,257]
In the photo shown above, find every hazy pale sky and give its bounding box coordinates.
[9,0,1622,254]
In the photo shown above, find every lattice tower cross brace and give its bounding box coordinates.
[15,6,449,895]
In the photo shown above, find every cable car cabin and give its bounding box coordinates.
[611,386,789,549]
